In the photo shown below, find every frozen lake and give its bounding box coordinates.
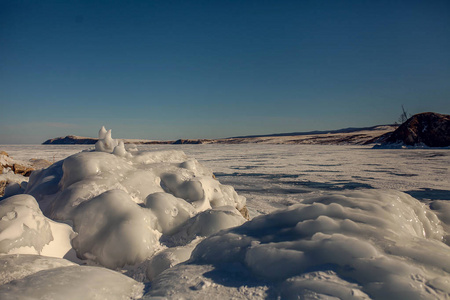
[2,142,450,299]
[2,144,449,217]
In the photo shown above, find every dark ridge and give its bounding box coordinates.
[173,139,212,144]
[43,135,98,145]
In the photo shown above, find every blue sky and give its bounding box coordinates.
[1,0,449,143]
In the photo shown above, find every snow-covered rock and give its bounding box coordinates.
[0,151,52,197]
[1,151,51,177]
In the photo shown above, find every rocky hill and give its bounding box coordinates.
[0,151,52,196]
[381,112,450,147]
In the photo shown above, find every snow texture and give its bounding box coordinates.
[0,254,76,285]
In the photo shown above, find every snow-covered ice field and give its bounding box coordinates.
[2,143,449,216]
[1,134,450,299]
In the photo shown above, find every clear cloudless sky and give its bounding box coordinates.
[1,0,449,143]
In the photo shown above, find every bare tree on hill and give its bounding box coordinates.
[397,105,411,124]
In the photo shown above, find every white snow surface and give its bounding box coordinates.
[1,130,449,299]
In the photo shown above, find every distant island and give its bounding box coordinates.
[42,112,450,147]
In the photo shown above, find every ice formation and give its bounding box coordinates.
[94,126,119,153]
[0,194,77,259]
[150,190,450,299]
[0,195,56,255]
[146,243,197,281]
[71,189,161,269]
[9,127,246,273]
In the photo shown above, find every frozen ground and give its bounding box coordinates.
[1,140,449,299]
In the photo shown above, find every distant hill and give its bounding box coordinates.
[42,125,398,146]
[43,135,98,145]
[42,136,172,145]
[380,112,450,147]
[230,125,396,139]
[216,125,397,145]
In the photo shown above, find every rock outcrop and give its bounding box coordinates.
[43,135,98,144]
[0,152,52,197]
[0,181,7,197]
[173,139,211,144]
[1,152,34,176]
[383,112,450,147]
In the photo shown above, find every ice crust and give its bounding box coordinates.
[0,265,144,300]
[0,254,76,285]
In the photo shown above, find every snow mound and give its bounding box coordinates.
[149,190,450,299]
[95,126,119,153]
[72,189,161,269]
[0,194,76,258]
[0,194,53,255]
[0,265,144,300]
[21,127,246,272]
[165,206,246,246]
[144,192,196,235]
[26,127,245,220]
